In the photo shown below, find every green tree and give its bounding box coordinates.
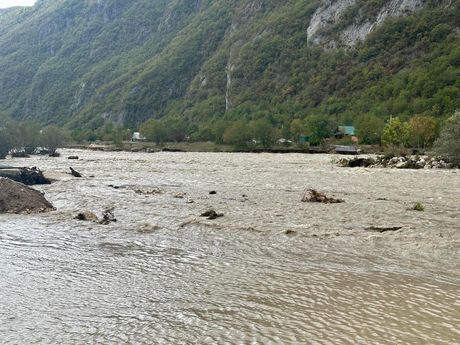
[290,118,305,141]
[0,113,15,159]
[250,117,275,148]
[381,117,410,147]
[16,121,41,154]
[111,126,130,148]
[305,115,335,145]
[40,125,67,155]
[356,114,385,145]
[434,111,460,166]
[222,120,251,148]
[163,118,187,142]
[210,120,230,144]
[140,119,166,144]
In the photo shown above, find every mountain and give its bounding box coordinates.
[0,0,459,131]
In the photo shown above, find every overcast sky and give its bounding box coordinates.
[0,0,36,9]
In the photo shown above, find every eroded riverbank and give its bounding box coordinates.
[0,150,459,344]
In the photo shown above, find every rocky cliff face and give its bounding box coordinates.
[308,0,426,47]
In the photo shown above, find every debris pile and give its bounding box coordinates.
[301,189,344,204]
[75,208,117,225]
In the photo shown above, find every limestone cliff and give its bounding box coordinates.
[308,0,427,47]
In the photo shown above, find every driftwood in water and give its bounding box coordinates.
[0,167,50,185]
[75,208,117,225]
[301,189,344,204]
[69,167,82,177]
[365,226,403,233]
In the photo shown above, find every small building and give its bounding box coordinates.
[337,126,356,137]
[132,132,146,142]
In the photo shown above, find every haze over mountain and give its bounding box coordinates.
[0,0,36,9]
[0,0,459,130]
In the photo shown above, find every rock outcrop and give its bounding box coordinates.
[308,0,426,47]
[0,178,54,214]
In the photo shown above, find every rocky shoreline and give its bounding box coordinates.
[337,155,456,169]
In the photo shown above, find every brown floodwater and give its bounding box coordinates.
[0,150,459,344]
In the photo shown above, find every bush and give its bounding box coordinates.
[413,202,425,212]
[434,110,460,166]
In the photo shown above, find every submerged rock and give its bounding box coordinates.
[0,177,54,214]
[200,209,224,220]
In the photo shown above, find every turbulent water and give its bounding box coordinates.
[0,150,459,344]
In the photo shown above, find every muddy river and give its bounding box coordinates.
[0,150,459,344]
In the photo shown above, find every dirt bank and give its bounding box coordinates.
[0,178,54,214]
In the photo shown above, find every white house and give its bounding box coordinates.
[132,132,146,142]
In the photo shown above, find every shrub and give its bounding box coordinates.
[413,202,425,212]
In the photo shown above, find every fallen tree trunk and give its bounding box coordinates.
[365,226,403,233]
[0,167,51,185]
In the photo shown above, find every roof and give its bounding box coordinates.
[338,126,356,135]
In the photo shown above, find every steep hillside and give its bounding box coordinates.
[0,0,459,132]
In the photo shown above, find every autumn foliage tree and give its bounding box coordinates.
[408,115,438,149]
[435,111,460,166]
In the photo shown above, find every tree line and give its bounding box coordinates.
[0,113,67,159]
[2,109,459,165]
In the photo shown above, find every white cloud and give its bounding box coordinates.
[0,0,36,9]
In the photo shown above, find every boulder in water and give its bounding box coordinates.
[200,209,224,220]
[0,177,54,214]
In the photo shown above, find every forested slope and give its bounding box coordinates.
[0,0,458,137]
